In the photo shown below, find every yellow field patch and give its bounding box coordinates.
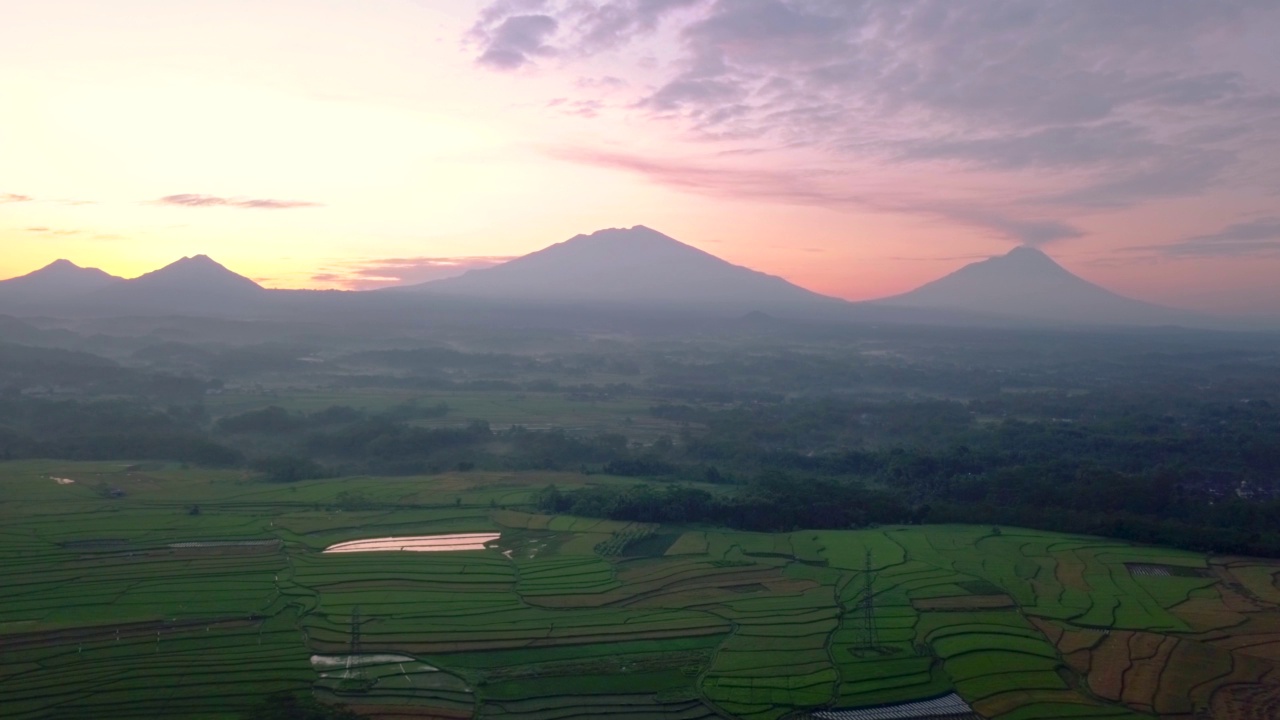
[665,531,709,556]
[1120,633,1178,711]
[1225,564,1280,605]
[1171,594,1248,632]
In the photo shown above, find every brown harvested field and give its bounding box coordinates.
[1120,634,1178,711]
[1063,649,1091,675]
[1126,631,1165,663]
[1193,614,1280,659]
[1210,683,1280,720]
[1030,617,1063,645]
[1059,628,1105,655]
[1211,567,1269,612]
[1055,629,1280,718]
[1033,616,1106,657]
[911,594,1015,611]
[1158,639,1232,714]
[971,689,1097,718]
[1086,631,1134,701]
[1208,634,1280,661]
[1216,560,1280,606]
[1195,655,1277,717]
[1172,594,1248,632]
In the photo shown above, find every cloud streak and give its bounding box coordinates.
[312,256,515,290]
[470,0,704,68]
[25,227,81,236]
[551,145,1083,246]
[1,192,33,203]
[156,194,322,209]
[1129,217,1280,258]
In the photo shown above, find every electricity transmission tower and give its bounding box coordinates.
[344,605,362,680]
[855,549,879,649]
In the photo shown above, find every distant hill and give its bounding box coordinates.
[413,225,844,314]
[109,255,261,294]
[876,246,1195,326]
[0,259,123,306]
[0,243,1228,328]
[0,255,266,317]
[84,255,265,315]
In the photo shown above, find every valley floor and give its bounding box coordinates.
[1,460,1278,720]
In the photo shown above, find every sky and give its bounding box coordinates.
[2,0,1280,313]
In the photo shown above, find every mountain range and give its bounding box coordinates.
[0,227,1214,328]
[0,259,123,304]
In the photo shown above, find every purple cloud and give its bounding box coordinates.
[471,0,705,68]
[471,9,560,69]
[472,0,1280,251]
[314,256,515,290]
[1126,217,1280,258]
[550,145,1084,246]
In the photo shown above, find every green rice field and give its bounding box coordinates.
[2,460,1278,719]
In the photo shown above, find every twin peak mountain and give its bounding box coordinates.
[0,226,1185,326]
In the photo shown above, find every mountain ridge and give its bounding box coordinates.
[413,225,845,314]
[0,234,1236,328]
[120,255,264,292]
[0,259,124,306]
[877,245,1194,326]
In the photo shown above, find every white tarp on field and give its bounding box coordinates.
[322,533,501,553]
[311,654,434,669]
[812,693,974,720]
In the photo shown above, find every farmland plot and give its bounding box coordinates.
[1,461,1279,719]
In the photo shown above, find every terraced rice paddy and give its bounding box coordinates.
[2,459,1279,719]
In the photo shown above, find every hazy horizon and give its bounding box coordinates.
[0,229,1210,320]
[4,1,1280,314]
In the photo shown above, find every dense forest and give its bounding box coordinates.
[3,320,1279,556]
